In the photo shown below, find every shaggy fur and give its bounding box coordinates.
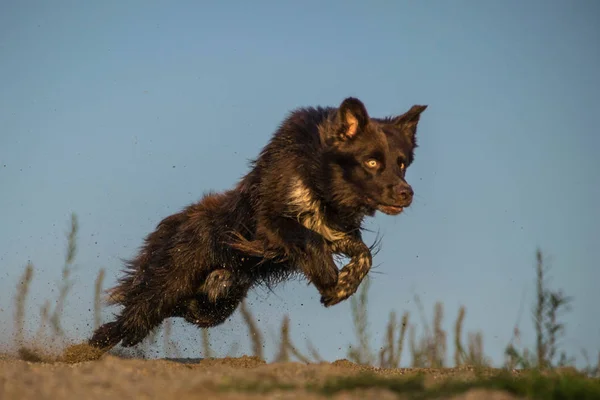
[89,97,427,351]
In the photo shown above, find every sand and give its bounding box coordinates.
[0,344,528,400]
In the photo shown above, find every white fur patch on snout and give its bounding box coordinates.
[287,176,346,242]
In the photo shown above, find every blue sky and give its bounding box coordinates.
[1,0,598,367]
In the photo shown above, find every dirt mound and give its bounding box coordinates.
[1,348,597,399]
[0,352,542,400]
[60,343,106,363]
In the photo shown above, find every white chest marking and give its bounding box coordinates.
[287,177,346,242]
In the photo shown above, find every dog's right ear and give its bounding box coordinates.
[392,105,428,146]
[336,97,370,140]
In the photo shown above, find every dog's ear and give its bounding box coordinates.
[393,105,427,145]
[336,97,370,139]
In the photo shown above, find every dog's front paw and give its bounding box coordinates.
[319,271,356,307]
[320,292,342,307]
[320,287,352,307]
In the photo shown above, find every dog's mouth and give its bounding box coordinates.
[365,197,407,216]
[376,204,404,216]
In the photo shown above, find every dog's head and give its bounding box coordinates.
[321,97,427,216]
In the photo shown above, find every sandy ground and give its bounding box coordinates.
[0,345,528,400]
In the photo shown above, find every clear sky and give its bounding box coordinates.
[1,0,598,367]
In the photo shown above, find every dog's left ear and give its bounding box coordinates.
[337,97,370,139]
[393,105,428,145]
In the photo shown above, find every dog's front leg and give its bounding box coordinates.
[256,217,340,293]
[227,219,339,293]
[320,235,372,307]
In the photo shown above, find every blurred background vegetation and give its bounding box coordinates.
[8,213,599,377]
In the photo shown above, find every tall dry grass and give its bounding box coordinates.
[505,248,575,370]
[7,213,599,377]
[93,268,105,331]
[347,275,375,365]
[378,310,409,368]
[48,213,78,338]
[239,299,264,360]
[13,262,33,348]
[273,315,315,363]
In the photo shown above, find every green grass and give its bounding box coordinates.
[316,373,426,397]
[326,372,600,399]
[217,371,600,399]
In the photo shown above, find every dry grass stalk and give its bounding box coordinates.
[453,306,489,367]
[274,316,291,362]
[239,299,264,360]
[397,312,409,365]
[288,344,312,363]
[34,300,51,345]
[378,311,409,368]
[93,268,105,330]
[505,249,573,370]
[14,262,34,347]
[274,315,312,363]
[379,311,397,367]
[201,328,212,358]
[163,319,181,358]
[409,324,425,367]
[284,322,312,364]
[407,298,447,368]
[306,339,324,363]
[466,332,488,366]
[535,249,545,369]
[347,276,374,365]
[454,306,466,366]
[49,213,79,338]
[431,302,447,367]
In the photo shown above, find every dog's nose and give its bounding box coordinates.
[395,185,414,202]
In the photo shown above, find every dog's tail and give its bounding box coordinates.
[101,263,138,307]
[104,285,126,306]
[104,212,189,307]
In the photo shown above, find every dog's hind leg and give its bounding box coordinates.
[89,268,234,351]
[88,321,125,351]
[174,282,251,328]
[199,269,235,303]
[89,255,211,349]
[89,294,169,349]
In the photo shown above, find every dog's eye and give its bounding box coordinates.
[397,157,406,171]
[364,159,379,169]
